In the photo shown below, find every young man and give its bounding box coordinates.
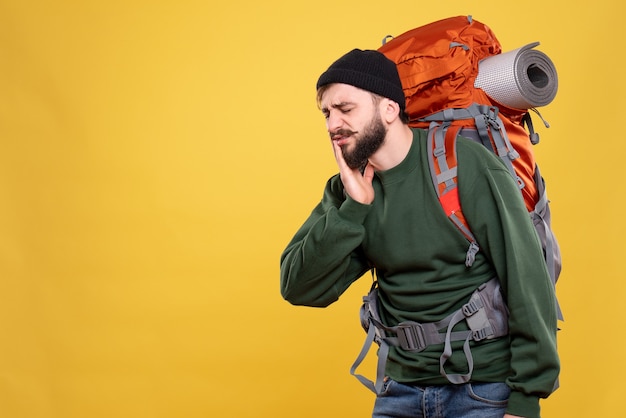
[280,49,559,418]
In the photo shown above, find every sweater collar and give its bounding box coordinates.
[375,128,423,185]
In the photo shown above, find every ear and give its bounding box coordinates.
[380,98,401,124]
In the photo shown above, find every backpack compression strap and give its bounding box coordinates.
[530,164,564,321]
[426,122,479,266]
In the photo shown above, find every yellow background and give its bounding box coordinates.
[0,0,622,417]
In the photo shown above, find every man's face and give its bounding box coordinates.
[320,84,387,170]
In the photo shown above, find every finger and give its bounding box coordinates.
[332,140,352,173]
[331,139,342,162]
[362,163,375,184]
[331,139,343,160]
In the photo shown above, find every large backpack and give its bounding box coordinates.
[377,14,561,310]
[350,15,562,394]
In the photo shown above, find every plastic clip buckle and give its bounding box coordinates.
[396,322,427,352]
[472,325,494,341]
[433,146,446,158]
[462,299,482,317]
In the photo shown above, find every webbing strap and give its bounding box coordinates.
[349,320,387,393]
[440,278,505,383]
[440,308,474,384]
[352,278,508,393]
[529,164,563,321]
[426,122,480,266]
[432,121,458,194]
[467,105,523,189]
[422,104,523,189]
[421,107,472,123]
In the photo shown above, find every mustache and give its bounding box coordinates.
[330,129,358,140]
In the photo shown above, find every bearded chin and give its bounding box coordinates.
[342,115,387,170]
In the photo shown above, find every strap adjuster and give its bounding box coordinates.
[472,325,494,341]
[433,146,446,158]
[396,322,427,352]
[462,298,483,316]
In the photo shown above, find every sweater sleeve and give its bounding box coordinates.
[280,175,372,307]
[458,143,559,418]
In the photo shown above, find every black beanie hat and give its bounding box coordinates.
[316,49,405,110]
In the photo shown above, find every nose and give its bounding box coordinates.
[326,111,343,134]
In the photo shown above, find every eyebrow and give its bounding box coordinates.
[321,101,354,114]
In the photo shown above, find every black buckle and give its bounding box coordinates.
[396,322,427,352]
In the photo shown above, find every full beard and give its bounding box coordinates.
[341,114,387,170]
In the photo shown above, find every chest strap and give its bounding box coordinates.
[350,278,509,394]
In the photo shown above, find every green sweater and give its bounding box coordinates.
[280,128,559,418]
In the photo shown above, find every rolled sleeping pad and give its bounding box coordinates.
[474,42,558,109]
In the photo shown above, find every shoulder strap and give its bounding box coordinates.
[422,104,523,189]
[426,122,479,266]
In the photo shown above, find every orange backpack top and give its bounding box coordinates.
[379,15,540,209]
[378,16,500,118]
[378,15,562,315]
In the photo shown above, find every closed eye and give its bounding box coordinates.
[321,102,355,119]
